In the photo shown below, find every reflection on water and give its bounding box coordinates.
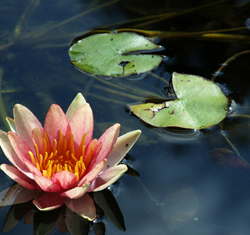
[1,0,250,234]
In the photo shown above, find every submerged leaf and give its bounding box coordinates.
[130,72,228,129]
[69,32,163,77]
[161,184,198,232]
[207,148,250,168]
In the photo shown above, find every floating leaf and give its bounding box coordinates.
[69,32,163,77]
[130,72,228,129]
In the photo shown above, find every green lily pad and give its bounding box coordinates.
[69,32,163,77]
[129,72,228,129]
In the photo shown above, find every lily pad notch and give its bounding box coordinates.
[129,72,228,129]
[68,32,164,77]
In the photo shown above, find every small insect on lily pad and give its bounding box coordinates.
[129,72,228,129]
[68,32,163,77]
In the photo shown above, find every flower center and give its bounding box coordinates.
[28,130,101,181]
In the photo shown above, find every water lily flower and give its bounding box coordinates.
[0,93,141,220]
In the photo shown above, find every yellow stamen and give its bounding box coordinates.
[52,139,57,153]
[34,144,40,159]
[74,172,79,181]
[84,145,93,167]
[29,130,101,182]
[29,151,37,166]
[36,162,40,171]
[43,170,47,177]
[47,166,52,179]
[57,130,63,156]
[64,164,68,171]
[52,164,57,176]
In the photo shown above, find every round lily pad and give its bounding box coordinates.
[69,32,163,77]
[129,72,228,129]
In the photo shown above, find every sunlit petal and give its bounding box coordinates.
[8,132,33,163]
[52,171,77,190]
[90,123,120,169]
[44,104,70,147]
[66,93,86,121]
[78,159,106,187]
[6,118,17,133]
[13,104,43,150]
[0,131,31,177]
[31,127,44,156]
[69,103,93,147]
[60,183,90,199]
[33,174,61,193]
[103,130,141,171]
[0,164,37,190]
[90,164,128,192]
[8,132,36,178]
[23,158,42,177]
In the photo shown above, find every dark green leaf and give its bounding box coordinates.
[92,189,126,231]
[65,207,90,235]
[33,208,60,235]
[93,221,106,235]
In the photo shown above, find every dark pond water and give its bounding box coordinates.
[0,0,250,234]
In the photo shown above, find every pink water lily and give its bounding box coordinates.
[0,93,141,220]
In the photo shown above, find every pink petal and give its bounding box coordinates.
[33,174,61,193]
[52,171,77,190]
[33,192,64,211]
[66,93,86,121]
[0,164,37,190]
[69,103,93,147]
[31,127,44,156]
[7,132,35,178]
[89,164,128,192]
[44,104,70,147]
[89,124,120,170]
[60,183,90,199]
[8,132,33,162]
[104,130,141,170]
[13,104,43,150]
[0,131,32,178]
[23,158,42,177]
[78,159,106,187]
[65,193,96,221]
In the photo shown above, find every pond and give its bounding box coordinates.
[0,0,250,234]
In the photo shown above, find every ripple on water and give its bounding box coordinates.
[156,127,202,142]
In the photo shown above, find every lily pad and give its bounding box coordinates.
[129,72,228,129]
[69,32,163,77]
